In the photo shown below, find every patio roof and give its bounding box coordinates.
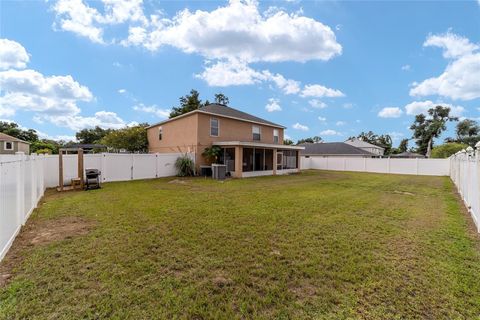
[213,141,305,150]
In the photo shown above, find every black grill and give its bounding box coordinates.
[85,169,101,190]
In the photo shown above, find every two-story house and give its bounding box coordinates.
[147,104,304,178]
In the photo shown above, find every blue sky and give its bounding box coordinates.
[0,0,479,146]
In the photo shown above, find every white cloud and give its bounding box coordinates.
[265,98,282,112]
[41,111,128,131]
[424,31,479,59]
[410,32,480,101]
[0,39,29,70]
[308,99,327,109]
[404,100,464,117]
[133,103,170,118]
[53,0,341,63]
[343,103,354,109]
[196,59,265,86]
[336,121,346,126]
[320,129,341,136]
[0,39,131,132]
[301,84,345,98]
[401,64,411,71]
[378,107,403,118]
[118,88,127,94]
[318,116,326,122]
[266,72,301,95]
[292,122,309,131]
[388,132,404,142]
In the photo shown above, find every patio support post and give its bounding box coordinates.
[234,146,243,178]
[273,149,277,175]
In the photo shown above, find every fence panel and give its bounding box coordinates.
[133,154,157,180]
[1,154,45,261]
[450,150,480,232]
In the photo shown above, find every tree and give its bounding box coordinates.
[398,139,408,153]
[101,124,149,152]
[0,121,38,142]
[214,93,229,105]
[169,90,231,118]
[202,146,222,164]
[350,131,393,154]
[297,136,323,144]
[31,140,59,154]
[283,139,294,145]
[410,105,457,157]
[455,119,480,147]
[431,143,468,158]
[76,126,113,144]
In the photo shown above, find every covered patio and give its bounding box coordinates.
[213,141,304,178]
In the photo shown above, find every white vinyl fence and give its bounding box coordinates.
[43,152,188,188]
[0,152,189,261]
[450,148,480,232]
[301,156,450,176]
[0,154,45,261]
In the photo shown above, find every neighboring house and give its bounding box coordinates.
[147,103,304,178]
[0,133,30,155]
[344,138,384,156]
[391,152,425,159]
[300,142,376,158]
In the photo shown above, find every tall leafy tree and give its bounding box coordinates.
[297,136,323,144]
[0,121,38,142]
[214,93,230,105]
[455,119,480,147]
[410,105,457,157]
[283,139,294,145]
[101,124,149,152]
[76,126,113,144]
[169,90,231,118]
[398,139,409,153]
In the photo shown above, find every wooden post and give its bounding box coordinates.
[59,150,64,191]
[78,148,84,189]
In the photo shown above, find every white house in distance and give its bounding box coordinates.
[344,138,384,156]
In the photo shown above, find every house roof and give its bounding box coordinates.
[391,152,425,158]
[300,142,375,156]
[345,138,384,150]
[147,103,285,129]
[0,132,29,144]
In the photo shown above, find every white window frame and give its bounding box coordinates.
[252,125,261,141]
[210,118,219,137]
[4,141,13,151]
[273,129,279,144]
[158,127,163,140]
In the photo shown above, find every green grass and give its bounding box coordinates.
[1,170,480,319]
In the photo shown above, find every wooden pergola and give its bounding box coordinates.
[58,148,84,192]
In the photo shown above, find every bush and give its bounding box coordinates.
[431,143,468,158]
[175,154,195,177]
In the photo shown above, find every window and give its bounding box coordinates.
[158,127,163,140]
[4,141,13,150]
[273,129,279,144]
[210,118,219,136]
[252,126,261,141]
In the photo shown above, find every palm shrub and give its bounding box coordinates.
[175,154,195,177]
[202,146,222,164]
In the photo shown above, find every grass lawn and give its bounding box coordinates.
[1,170,480,319]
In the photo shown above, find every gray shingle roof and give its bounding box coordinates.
[391,152,425,158]
[199,104,285,128]
[0,132,28,143]
[300,142,375,156]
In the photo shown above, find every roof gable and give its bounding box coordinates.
[345,138,384,150]
[0,132,29,143]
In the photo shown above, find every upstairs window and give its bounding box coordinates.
[273,129,279,144]
[4,141,13,150]
[252,126,261,141]
[158,127,163,140]
[210,118,219,136]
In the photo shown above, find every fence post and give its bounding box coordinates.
[387,157,391,174]
[155,153,159,178]
[415,158,419,175]
[15,152,25,225]
[30,154,36,212]
[131,153,134,180]
[101,153,107,182]
[363,157,367,171]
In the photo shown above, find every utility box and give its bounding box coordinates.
[212,164,226,180]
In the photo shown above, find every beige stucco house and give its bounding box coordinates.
[147,104,304,178]
[0,133,30,155]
